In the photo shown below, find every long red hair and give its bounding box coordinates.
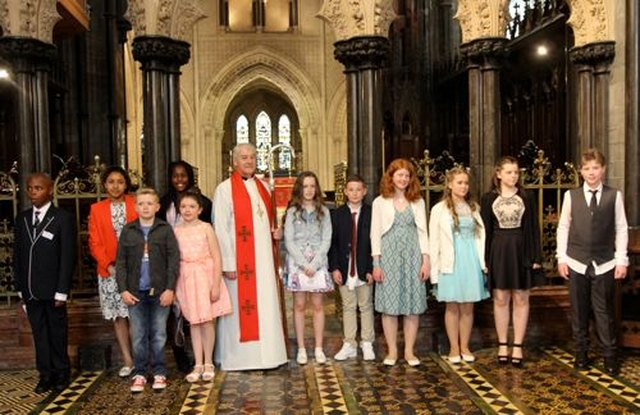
[379,158,422,202]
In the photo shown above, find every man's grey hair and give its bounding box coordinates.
[232,143,257,161]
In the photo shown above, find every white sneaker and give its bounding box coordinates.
[296,348,308,365]
[361,342,376,361]
[315,348,327,364]
[334,343,357,361]
[118,365,134,377]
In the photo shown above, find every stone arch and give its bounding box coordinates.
[565,0,613,47]
[199,45,322,186]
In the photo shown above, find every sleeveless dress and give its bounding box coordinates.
[487,194,534,289]
[435,216,490,302]
[375,207,427,315]
[175,221,232,324]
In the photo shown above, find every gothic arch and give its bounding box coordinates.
[198,45,322,184]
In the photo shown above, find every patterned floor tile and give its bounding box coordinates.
[0,369,49,414]
[544,346,640,410]
[313,363,348,413]
[40,371,102,414]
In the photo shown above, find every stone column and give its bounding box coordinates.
[334,36,389,201]
[626,0,640,228]
[0,37,56,208]
[131,35,190,195]
[461,38,507,194]
[570,42,616,155]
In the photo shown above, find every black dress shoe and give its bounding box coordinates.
[52,378,70,393]
[574,353,591,370]
[34,378,52,394]
[604,357,619,376]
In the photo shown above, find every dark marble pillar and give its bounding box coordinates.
[132,35,190,196]
[0,37,56,208]
[626,0,640,228]
[334,36,389,200]
[461,38,507,195]
[570,42,615,155]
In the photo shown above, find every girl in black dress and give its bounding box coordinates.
[481,156,542,366]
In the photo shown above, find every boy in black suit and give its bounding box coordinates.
[13,172,76,393]
[328,174,375,361]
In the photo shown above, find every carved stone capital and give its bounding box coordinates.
[334,36,390,72]
[566,0,611,47]
[0,36,56,72]
[125,0,206,41]
[131,35,190,71]
[570,41,616,73]
[0,0,61,43]
[460,37,507,69]
[317,0,396,42]
[454,0,510,44]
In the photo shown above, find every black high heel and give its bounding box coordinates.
[498,342,509,364]
[511,344,524,367]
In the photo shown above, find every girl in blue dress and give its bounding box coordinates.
[429,167,489,363]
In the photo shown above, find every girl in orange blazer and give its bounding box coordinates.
[88,166,138,377]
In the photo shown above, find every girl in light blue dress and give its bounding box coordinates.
[429,167,489,363]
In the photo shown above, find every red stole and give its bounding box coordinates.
[231,171,273,342]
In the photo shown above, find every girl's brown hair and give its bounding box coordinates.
[491,156,524,195]
[379,158,422,201]
[285,171,325,223]
[441,166,480,231]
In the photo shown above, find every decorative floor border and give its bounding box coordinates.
[40,371,102,414]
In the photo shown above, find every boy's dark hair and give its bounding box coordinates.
[345,174,366,187]
[580,148,606,167]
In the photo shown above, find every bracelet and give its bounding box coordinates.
[372,259,380,267]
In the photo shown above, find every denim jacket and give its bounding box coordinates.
[284,205,332,272]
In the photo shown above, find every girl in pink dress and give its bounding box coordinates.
[174,191,232,382]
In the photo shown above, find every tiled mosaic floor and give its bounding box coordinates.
[6,345,640,414]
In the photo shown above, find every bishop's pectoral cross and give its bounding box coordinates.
[256,201,265,219]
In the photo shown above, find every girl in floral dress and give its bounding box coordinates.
[88,166,137,377]
[284,171,333,366]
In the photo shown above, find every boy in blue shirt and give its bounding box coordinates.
[116,188,180,392]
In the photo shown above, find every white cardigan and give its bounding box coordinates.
[370,196,429,257]
[428,201,486,284]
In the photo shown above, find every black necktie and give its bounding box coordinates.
[589,190,598,214]
[349,212,357,277]
[33,210,40,237]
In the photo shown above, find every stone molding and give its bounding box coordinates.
[334,36,390,71]
[0,0,61,43]
[0,36,56,72]
[454,0,509,44]
[317,0,396,42]
[460,37,507,69]
[569,41,616,73]
[125,0,206,41]
[131,35,190,70]
[566,0,611,47]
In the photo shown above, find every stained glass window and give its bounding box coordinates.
[277,115,292,170]
[236,115,249,143]
[255,111,271,172]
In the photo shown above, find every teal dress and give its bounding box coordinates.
[435,216,490,302]
[375,207,427,315]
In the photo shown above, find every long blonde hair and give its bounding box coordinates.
[441,167,480,232]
